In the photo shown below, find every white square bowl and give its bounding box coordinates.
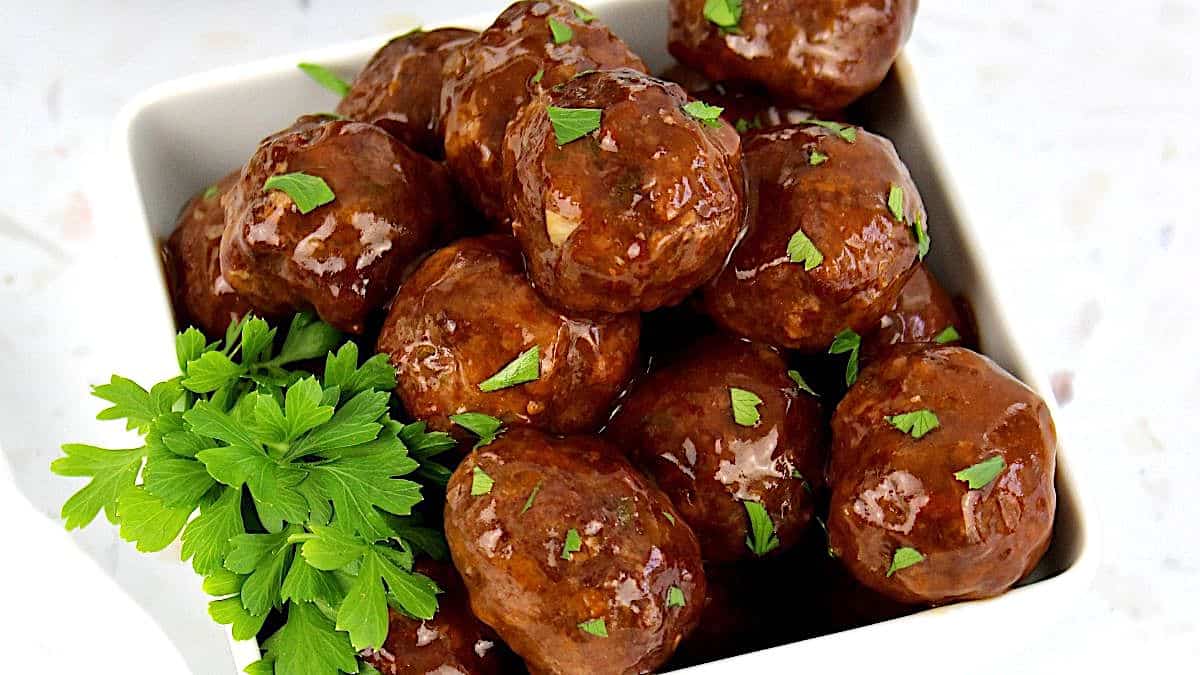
[111,0,1097,671]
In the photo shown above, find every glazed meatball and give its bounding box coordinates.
[607,335,824,562]
[703,124,922,351]
[659,63,820,132]
[376,235,640,434]
[444,428,706,674]
[221,115,460,334]
[668,0,918,111]
[162,171,255,336]
[827,345,1057,605]
[441,0,646,222]
[861,263,966,361]
[337,27,478,157]
[361,560,510,675]
[505,68,745,314]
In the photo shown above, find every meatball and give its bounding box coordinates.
[361,560,510,675]
[376,235,640,434]
[444,428,706,674]
[441,0,646,222]
[607,335,824,562]
[659,63,820,132]
[827,345,1057,604]
[220,115,460,334]
[703,124,922,351]
[668,0,918,111]
[505,68,745,314]
[162,171,255,336]
[861,263,966,361]
[337,27,478,157]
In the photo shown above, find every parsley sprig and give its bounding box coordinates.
[53,314,456,674]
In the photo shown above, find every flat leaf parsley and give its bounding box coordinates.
[53,314,456,674]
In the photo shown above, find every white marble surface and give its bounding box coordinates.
[1,0,1196,672]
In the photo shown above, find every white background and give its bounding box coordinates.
[1,0,1196,672]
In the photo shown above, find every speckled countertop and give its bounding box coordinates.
[1,1,1195,672]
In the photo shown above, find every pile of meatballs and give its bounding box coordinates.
[162,2,1058,673]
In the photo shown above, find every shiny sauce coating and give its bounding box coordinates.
[338,27,479,158]
[828,345,1056,604]
[668,0,917,111]
[703,124,921,351]
[163,170,254,336]
[607,335,825,562]
[505,68,745,314]
[441,0,646,222]
[376,235,640,434]
[220,115,460,334]
[444,428,706,674]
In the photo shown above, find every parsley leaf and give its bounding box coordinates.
[578,618,608,637]
[336,551,389,649]
[954,455,1006,489]
[743,500,780,556]
[263,172,336,215]
[887,546,924,576]
[667,586,686,608]
[704,0,743,33]
[92,376,157,432]
[117,485,193,552]
[264,601,358,675]
[787,228,823,270]
[886,409,940,439]
[561,528,582,560]
[479,345,541,392]
[52,444,144,529]
[324,343,397,398]
[787,369,819,397]
[471,466,495,496]
[531,68,545,85]
[809,150,829,165]
[888,184,905,222]
[181,487,245,575]
[521,480,543,514]
[548,17,573,44]
[209,596,269,641]
[546,107,602,146]
[682,100,724,127]
[729,387,763,426]
[203,184,220,200]
[806,119,857,143]
[828,328,862,386]
[913,211,930,260]
[450,412,504,449]
[298,62,350,97]
[574,6,597,22]
[934,325,961,344]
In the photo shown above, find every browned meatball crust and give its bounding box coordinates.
[703,124,921,351]
[163,171,255,336]
[607,336,824,562]
[444,429,706,674]
[668,0,918,111]
[861,263,965,361]
[376,235,640,434]
[220,115,460,334]
[362,560,509,675]
[441,0,647,222]
[505,68,745,314]
[337,28,478,157]
[827,345,1056,605]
